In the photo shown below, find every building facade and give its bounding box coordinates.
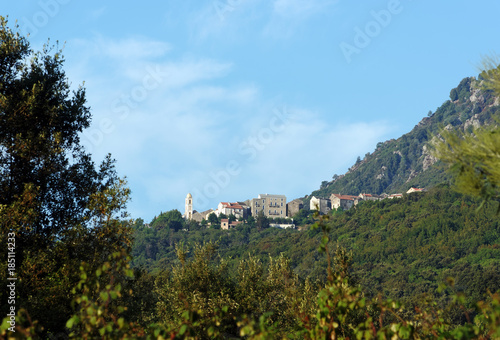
[192,209,214,222]
[214,202,250,220]
[286,199,304,217]
[310,196,331,214]
[250,194,287,218]
[330,194,360,210]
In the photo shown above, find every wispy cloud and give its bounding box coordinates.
[263,0,339,38]
[73,35,172,62]
[64,33,391,219]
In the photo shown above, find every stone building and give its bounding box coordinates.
[250,194,287,218]
[192,209,214,222]
[286,198,304,217]
[309,196,331,214]
[221,219,242,230]
[330,194,360,210]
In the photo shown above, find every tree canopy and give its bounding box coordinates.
[0,17,132,336]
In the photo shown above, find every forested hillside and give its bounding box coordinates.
[3,15,500,338]
[132,186,500,309]
[309,76,500,200]
[124,70,500,338]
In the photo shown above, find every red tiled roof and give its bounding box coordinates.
[222,202,243,209]
[332,194,358,200]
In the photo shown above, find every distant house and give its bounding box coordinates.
[192,209,214,223]
[330,194,361,210]
[388,193,403,199]
[215,202,250,219]
[310,196,331,214]
[287,199,304,217]
[407,187,425,194]
[358,193,382,201]
[221,219,242,230]
[269,223,296,229]
[229,221,242,228]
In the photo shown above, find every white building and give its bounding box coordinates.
[310,196,331,214]
[214,202,249,219]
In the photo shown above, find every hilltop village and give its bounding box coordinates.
[183,188,425,229]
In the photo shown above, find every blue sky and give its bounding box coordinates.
[4,0,500,222]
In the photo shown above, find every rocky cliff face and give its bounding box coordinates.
[308,76,500,200]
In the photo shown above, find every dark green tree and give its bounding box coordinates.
[320,181,329,189]
[151,209,184,231]
[207,212,218,225]
[255,211,269,230]
[433,58,500,211]
[0,17,132,335]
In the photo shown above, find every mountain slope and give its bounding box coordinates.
[309,76,500,200]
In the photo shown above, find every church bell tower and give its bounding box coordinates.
[185,193,193,220]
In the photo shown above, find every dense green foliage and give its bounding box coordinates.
[0,17,132,337]
[132,186,500,313]
[2,17,500,339]
[432,60,500,213]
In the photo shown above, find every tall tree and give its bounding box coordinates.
[0,17,132,335]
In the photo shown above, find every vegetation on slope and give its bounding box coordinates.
[2,16,500,339]
[131,186,500,312]
[309,76,500,200]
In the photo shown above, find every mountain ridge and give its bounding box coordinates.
[306,75,500,204]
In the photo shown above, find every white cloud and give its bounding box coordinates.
[65,34,392,219]
[70,35,171,66]
[263,0,339,38]
[184,106,394,212]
